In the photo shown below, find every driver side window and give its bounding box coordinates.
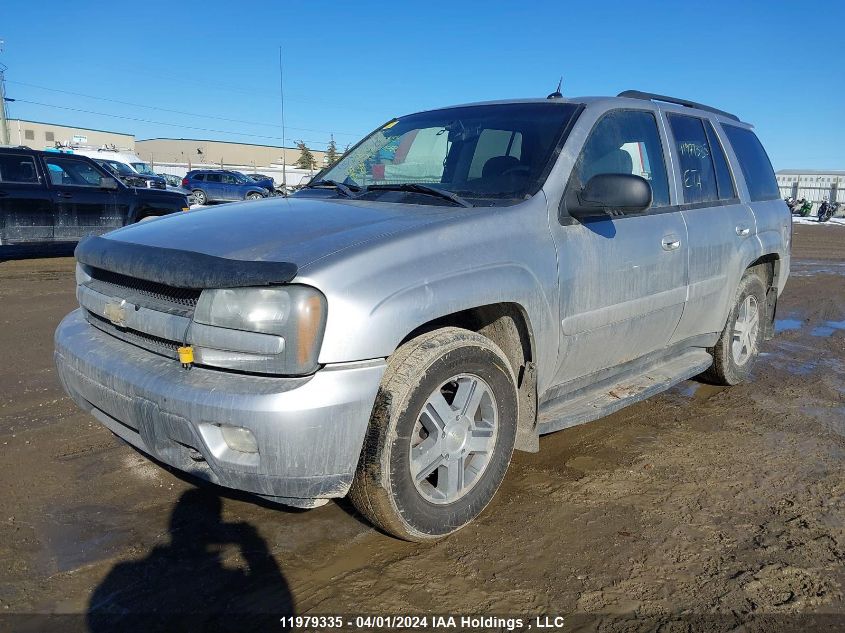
[43,157,104,187]
[572,110,670,207]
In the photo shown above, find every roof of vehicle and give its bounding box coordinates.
[0,146,106,160]
[413,92,751,127]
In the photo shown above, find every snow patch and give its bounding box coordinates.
[792,216,845,227]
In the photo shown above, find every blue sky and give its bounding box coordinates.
[2,0,842,169]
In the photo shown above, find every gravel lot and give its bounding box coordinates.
[1,224,843,632]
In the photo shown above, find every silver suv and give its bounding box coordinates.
[55,91,790,541]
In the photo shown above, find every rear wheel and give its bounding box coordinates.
[192,189,207,205]
[702,271,766,385]
[350,328,518,541]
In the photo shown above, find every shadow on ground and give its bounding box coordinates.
[87,488,294,632]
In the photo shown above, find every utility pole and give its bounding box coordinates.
[0,40,10,145]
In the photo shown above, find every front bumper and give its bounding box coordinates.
[54,310,385,505]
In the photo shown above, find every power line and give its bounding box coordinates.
[12,98,337,147]
[6,80,364,138]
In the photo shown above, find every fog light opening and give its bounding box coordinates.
[219,425,259,454]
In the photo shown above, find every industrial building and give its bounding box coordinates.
[135,138,332,171]
[6,118,135,150]
[776,169,845,202]
[2,119,333,172]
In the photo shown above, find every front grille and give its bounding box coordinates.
[87,268,201,317]
[86,310,180,359]
[151,181,166,189]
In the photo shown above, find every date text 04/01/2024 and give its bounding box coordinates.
[278,615,567,630]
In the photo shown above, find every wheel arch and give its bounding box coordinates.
[396,302,539,453]
[744,252,780,340]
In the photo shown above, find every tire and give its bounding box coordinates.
[247,192,263,200]
[350,327,518,541]
[702,271,767,386]
[192,189,207,205]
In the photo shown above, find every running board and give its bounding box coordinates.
[537,349,713,435]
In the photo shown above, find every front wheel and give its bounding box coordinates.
[247,192,263,200]
[702,271,766,385]
[350,327,518,541]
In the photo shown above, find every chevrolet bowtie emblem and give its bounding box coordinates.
[104,300,128,327]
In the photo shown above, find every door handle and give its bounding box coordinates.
[661,237,681,251]
[57,192,73,199]
[736,225,750,237]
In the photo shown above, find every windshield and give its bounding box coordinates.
[317,102,580,204]
[131,162,155,175]
[98,160,136,176]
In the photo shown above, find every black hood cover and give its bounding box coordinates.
[75,235,298,289]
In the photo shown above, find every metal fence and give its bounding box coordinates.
[777,182,844,203]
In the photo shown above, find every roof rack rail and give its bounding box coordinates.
[617,90,740,122]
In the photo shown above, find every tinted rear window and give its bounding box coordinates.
[0,154,39,184]
[722,125,779,201]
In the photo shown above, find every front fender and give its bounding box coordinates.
[314,262,556,380]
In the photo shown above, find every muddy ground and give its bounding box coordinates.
[1,225,844,632]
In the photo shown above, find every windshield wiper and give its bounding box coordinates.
[364,183,473,208]
[305,179,359,198]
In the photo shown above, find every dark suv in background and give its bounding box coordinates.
[0,147,190,247]
[94,159,166,190]
[181,170,270,205]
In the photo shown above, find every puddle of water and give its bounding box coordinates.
[810,320,845,338]
[661,380,724,406]
[670,381,701,398]
[790,261,845,277]
[775,318,803,333]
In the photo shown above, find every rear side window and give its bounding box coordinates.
[572,109,670,207]
[722,125,779,201]
[205,174,222,183]
[192,173,205,182]
[705,122,736,200]
[667,114,718,204]
[0,154,39,184]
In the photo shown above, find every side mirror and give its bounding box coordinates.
[568,173,652,219]
[100,176,119,190]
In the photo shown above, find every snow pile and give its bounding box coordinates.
[792,216,845,227]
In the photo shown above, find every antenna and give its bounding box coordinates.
[278,45,287,190]
[547,76,563,100]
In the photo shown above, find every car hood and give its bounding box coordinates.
[102,196,452,271]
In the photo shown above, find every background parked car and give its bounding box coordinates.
[50,146,167,190]
[157,173,184,188]
[95,159,163,189]
[243,172,278,193]
[0,148,189,246]
[181,170,270,205]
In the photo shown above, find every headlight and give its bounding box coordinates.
[191,285,327,375]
